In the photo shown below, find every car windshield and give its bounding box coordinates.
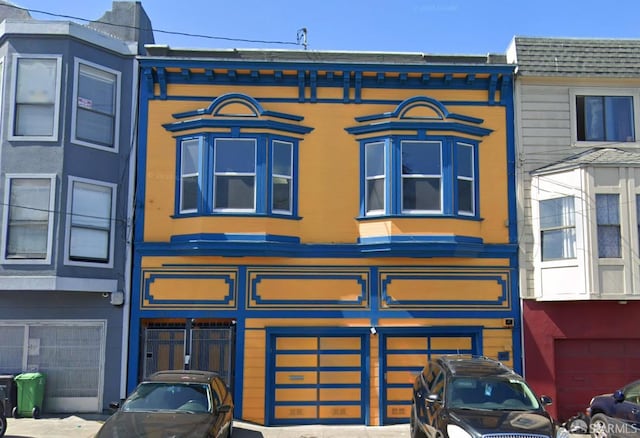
[121,382,211,413]
[447,376,541,410]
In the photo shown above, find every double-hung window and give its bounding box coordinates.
[179,138,201,213]
[177,135,298,217]
[10,55,62,140]
[66,177,115,266]
[272,140,293,214]
[365,142,386,215]
[362,137,477,217]
[214,138,256,211]
[540,196,576,261]
[401,141,442,213]
[2,175,55,263]
[72,59,120,150]
[596,193,621,258]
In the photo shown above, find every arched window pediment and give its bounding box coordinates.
[163,93,313,135]
[346,96,491,137]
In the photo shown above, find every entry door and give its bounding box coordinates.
[269,334,366,425]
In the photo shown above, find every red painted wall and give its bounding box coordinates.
[522,299,640,421]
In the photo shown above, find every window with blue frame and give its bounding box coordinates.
[177,134,297,217]
[362,137,478,217]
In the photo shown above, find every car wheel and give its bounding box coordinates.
[0,414,6,437]
[410,405,427,438]
[11,407,18,419]
[590,414,611,438]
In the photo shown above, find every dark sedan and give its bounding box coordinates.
[96,369,233,438]
[587,379,640,438]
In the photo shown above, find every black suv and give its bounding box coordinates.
[410,355,556,438]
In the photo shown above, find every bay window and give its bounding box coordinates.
[176,134,298,217]
[362,137,478,217]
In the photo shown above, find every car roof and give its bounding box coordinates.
[437,356,520,378]
[146,369,222,384]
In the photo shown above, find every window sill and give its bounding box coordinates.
[173,212,302,220]
[357,213,481,221]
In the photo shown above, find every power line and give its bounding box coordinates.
[9,3,303,47]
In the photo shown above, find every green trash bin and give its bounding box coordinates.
[12,373,45,419]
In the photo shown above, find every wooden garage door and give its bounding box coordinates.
[270,335,366,425]
[555,339,640,421]
[383,334,475,425]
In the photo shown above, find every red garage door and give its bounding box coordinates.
[555,339,640,421]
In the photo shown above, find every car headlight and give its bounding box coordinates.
[556,426,570,438]
[447,424,473,438]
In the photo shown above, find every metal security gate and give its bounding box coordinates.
[382,332,477,425]
[143,321,235,387]
[268,334,367,425]
[0,321,106,413]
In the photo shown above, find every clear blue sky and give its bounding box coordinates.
[15,0,640,54]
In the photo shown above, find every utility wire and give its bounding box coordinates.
[10,3,303,47]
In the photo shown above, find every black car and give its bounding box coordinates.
[96,369,233,438]
[410,355,557,438]
[0,399,5,437]
[587,379,640,438]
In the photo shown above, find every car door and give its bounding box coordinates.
[620,381,640,427]
[211,377,232,437]
[425,365,446,438]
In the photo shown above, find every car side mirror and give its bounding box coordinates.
[540,395,553,405]
[613,390,625,402]
[218,404,231,413]
[109,401,121,411]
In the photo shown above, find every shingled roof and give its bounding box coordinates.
[533,148,640,175]
[507,36,640,77]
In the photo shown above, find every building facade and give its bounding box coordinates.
[0,1,153,413]
[132,46,519,426]
[508,37,640,421]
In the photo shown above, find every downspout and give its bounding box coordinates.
[120,56,139,400]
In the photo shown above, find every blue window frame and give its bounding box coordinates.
[361,136,478,218]
[176,134,298,217]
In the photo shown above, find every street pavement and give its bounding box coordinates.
[4,414,412,438]
[4,414,589,438]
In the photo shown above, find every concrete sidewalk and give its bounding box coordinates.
[4,414,411,438]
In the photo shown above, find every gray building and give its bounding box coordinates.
[508,37,640,421]
[0,1,153,413]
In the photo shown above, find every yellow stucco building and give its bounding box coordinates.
[130,47,518,426]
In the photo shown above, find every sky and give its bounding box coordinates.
[13,0,640,55]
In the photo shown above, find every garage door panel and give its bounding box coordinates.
[276,388,318,401]
[319,405,361,419]
[277,337,318,350]
[319,354,360,367]
[320,371,361,384]
[275,405,317,420]
[276,371,317,385]
[276,354,317,367]
[319,388,360,401]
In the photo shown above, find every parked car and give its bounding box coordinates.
[587,379,640,438]
[410,355,557,438]
[0,399,6,437]
[96,369,233,438]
